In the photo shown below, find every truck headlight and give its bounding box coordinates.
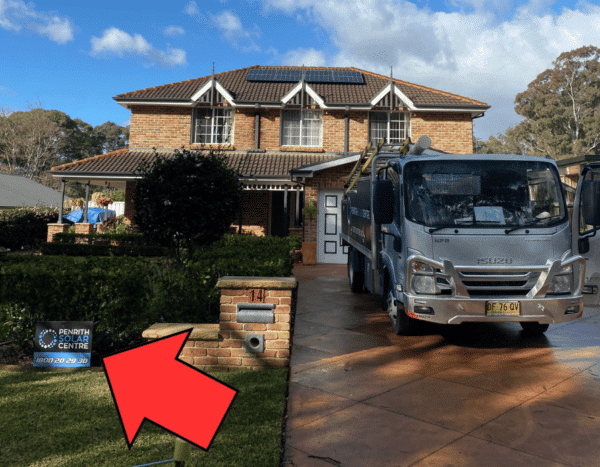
[412,275,437,294]
[547,267,573,295]
[412,262,434,274]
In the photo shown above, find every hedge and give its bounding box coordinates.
[0,207,59,251]
[0,234,298,364]
[0,256,218,363]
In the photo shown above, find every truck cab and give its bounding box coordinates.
[341,142,600,335]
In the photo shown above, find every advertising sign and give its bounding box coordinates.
[33,321,93,368]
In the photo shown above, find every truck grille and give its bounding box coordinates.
[456,271,540,296]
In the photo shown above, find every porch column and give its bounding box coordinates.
[58,180,65,224]
[295,188,301,227]
[283,185,289,236]
[83,182,90,223]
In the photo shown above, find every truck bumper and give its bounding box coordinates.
[403,294,583,325]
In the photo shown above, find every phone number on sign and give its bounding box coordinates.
[33,357,89,364]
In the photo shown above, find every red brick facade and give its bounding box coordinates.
[128,106,474,155]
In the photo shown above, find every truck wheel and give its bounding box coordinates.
[348,249,364,293]
[387,290,414,335]
[520,322,549,334]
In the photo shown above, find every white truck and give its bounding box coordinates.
[340,137,600,335]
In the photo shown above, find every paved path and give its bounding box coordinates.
[283,264,600,467]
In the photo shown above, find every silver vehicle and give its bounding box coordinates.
[340,137,600,335]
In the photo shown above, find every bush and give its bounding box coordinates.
[40,243,168,257]
[0,256,217,363]
[1,235,295,363]
[134,149,242,262]
[198,234,298,277]
[0,206,59,251]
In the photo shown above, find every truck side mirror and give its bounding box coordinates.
[373,179,394,224]
[582,180,600,226]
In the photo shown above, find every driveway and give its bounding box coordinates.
[284,264,600,467]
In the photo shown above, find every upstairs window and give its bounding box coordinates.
[369,112,409,145]
[193,108,234,144]
[281,109,322,147]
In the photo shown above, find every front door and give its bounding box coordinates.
[317,190,348,263]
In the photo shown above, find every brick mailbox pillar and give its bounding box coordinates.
[216,276,298,370]
[142,276,298,371]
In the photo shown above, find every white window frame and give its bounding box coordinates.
[369,111,410,144]
[281,109,323,147]
[193,107,234,144]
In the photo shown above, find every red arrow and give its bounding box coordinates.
[102,329,238,451]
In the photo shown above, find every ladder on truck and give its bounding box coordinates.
[343,138,410,194]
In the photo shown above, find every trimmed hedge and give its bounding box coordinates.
[0,234,298,364]
[197,234,300,277]
[41,243,168,257]
[0,207,59,251]
[0,256,218,363]
[52,232,149,245]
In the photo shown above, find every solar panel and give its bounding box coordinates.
[246,69,363,84]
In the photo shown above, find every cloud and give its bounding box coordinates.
[0,0,74,43]
[90,27,187,67]
[282,48,327,67]
[184,1,200,16]
[164,25,185,37]
[261,0,600,138]
[212,10,261,51]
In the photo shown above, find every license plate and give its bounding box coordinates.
[485,301,520,316]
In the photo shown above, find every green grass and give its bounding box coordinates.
[0,368,289,467]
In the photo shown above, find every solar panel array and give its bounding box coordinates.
[246,69,364,84]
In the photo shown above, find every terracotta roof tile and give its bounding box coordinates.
[51,149,338,179]
[114,65,488,110]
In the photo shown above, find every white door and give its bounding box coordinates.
[317,190,348,263]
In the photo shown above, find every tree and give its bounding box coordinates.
[95,121,129,153]
[0,107,62,179]
[514,45,600,159]
[476,126,527,154]
[133,149,242,262]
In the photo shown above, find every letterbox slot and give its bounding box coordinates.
[237,303,275,323]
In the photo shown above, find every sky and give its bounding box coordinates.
[1,0,600,141]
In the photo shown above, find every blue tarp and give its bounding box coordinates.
[63,208,116,227]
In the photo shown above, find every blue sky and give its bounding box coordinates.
[2,0,600,141]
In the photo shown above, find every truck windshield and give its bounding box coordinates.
[404,159,566,229]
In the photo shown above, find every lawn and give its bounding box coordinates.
[0,367,289,467]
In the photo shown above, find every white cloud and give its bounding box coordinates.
[164,25,185,37]
[0,0,74,43]
[282,48,327,67]
[184,1,200,16]
[91,27,187,68]
[212,10,261,51]
[261,0,600,138]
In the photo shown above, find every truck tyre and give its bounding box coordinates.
[348,248,364,293]
[520,322,549,334]
[387,290,415,335]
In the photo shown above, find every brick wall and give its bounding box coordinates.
[142,276,298,371]
[411,112,473,154]
[130,105,192,148]
[129,105,473,154]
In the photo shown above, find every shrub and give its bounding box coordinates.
[134,149,242,262]
[198,234,298,277]
[0,206,59,251]
[0,256,218,363]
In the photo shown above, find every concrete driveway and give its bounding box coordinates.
[283,264,600,467]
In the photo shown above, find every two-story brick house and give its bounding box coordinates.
[50,65,489,263]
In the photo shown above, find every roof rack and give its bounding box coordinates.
[345,136,437,193]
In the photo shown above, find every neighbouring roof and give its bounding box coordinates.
[51,148,342,180]
[114,65,489,113]
[0,173,65,208]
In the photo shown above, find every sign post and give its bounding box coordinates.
[33,321,93,368]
